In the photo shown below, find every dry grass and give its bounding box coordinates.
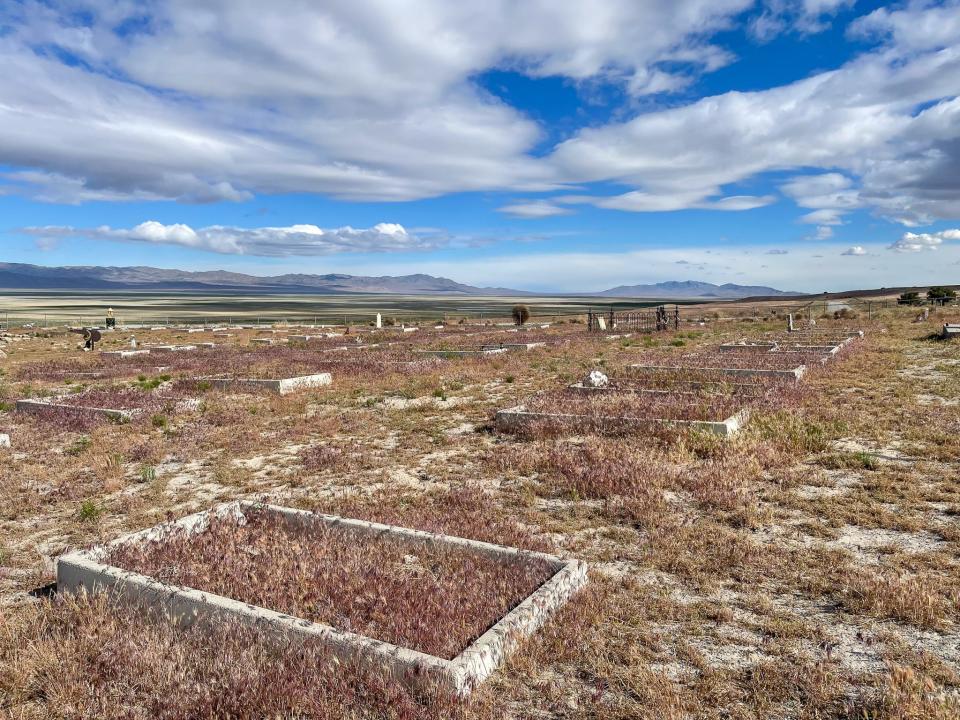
[1,309,958,718]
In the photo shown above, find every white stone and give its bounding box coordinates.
[596,317,607,331]
[0,433,10,448]
[584,370,609,388]
[376,312,382,329]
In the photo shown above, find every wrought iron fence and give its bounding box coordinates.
[587,305,679,332]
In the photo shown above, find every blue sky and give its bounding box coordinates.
[2,0,960,292]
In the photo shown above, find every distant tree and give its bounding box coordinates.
[927,286,957,304]
[898,291,922,306]
[512,304,530,326]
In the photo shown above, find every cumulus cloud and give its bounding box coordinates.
[497,200,573,219]
[780,173,861,225]
[549,14,960,223]
[21,221,438,256]
[889,229,960,253]
[842,245,866,255]
[0,0,957,228]
[809,226,834,240]
[0,0,753,204]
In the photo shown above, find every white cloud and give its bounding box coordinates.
[889,228,960,253]
[0,0,957,228]
[497,200,573,219]
[780,173,861,225]
[842,245,866,255]
[0,0,753,204]
[21,221,437,256]
[549,16,960,223]
[750,0,855,42]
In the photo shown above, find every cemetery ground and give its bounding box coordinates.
[0,306,958,719]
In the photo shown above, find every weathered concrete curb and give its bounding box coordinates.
[209,373,333,395]
[495,403,748,438]
[101,350,151,359]
[415,348,508,358]
[628,363,806,382]
[148,345,197,354]
[567,381,765,398]
[251,338,284,346]
[57,501,587,697]
[16,398,137,422]
[719,341,779,352]
[479,342,546,352]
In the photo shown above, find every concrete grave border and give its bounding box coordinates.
[628,363,806,382]
[56,501,587,697]
[415,348,508,359]
[100,350,151,359]
[718,341,780,352]
[148,345,197,354]
[16,398,138,422]
[209,372,332,395]
[567,380,767,399]
[496,403,749,438]
[479,342,546,352]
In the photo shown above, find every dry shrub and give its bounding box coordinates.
[537,439,676,500]
[839,569,959,630]
[299,442,370,473]
[854,665,960,720]
[739,656,847,717]
[678,453,760,514]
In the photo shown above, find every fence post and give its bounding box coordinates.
[674,305,680,331]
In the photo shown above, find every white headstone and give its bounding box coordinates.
[376,313,382,329]
[0,433,9,448]
[597,316,607,331]
[130,336,137,348]
[584,370,609,388]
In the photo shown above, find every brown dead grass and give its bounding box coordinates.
[1,310,958,719]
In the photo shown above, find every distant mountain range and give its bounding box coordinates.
[593,280,801,299]
[0,263,799,298]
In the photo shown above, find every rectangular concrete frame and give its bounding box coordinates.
[496,403,749,438]
[16,398,137,422]
[567,381,766,399]
[719,341,843,356]
[479,342,546,352]
[942,324,960,338]
[209,372,332,395]
[628,363,806,382]
[415,348,508,358]
[719,342,780,352]
[101,349,151,359]
[149,345,198,354]
[57,501,587,697]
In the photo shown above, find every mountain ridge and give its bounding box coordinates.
[591,280,801,298]
[0,262,799,298]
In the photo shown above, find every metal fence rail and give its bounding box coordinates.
[587,305,679,332]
